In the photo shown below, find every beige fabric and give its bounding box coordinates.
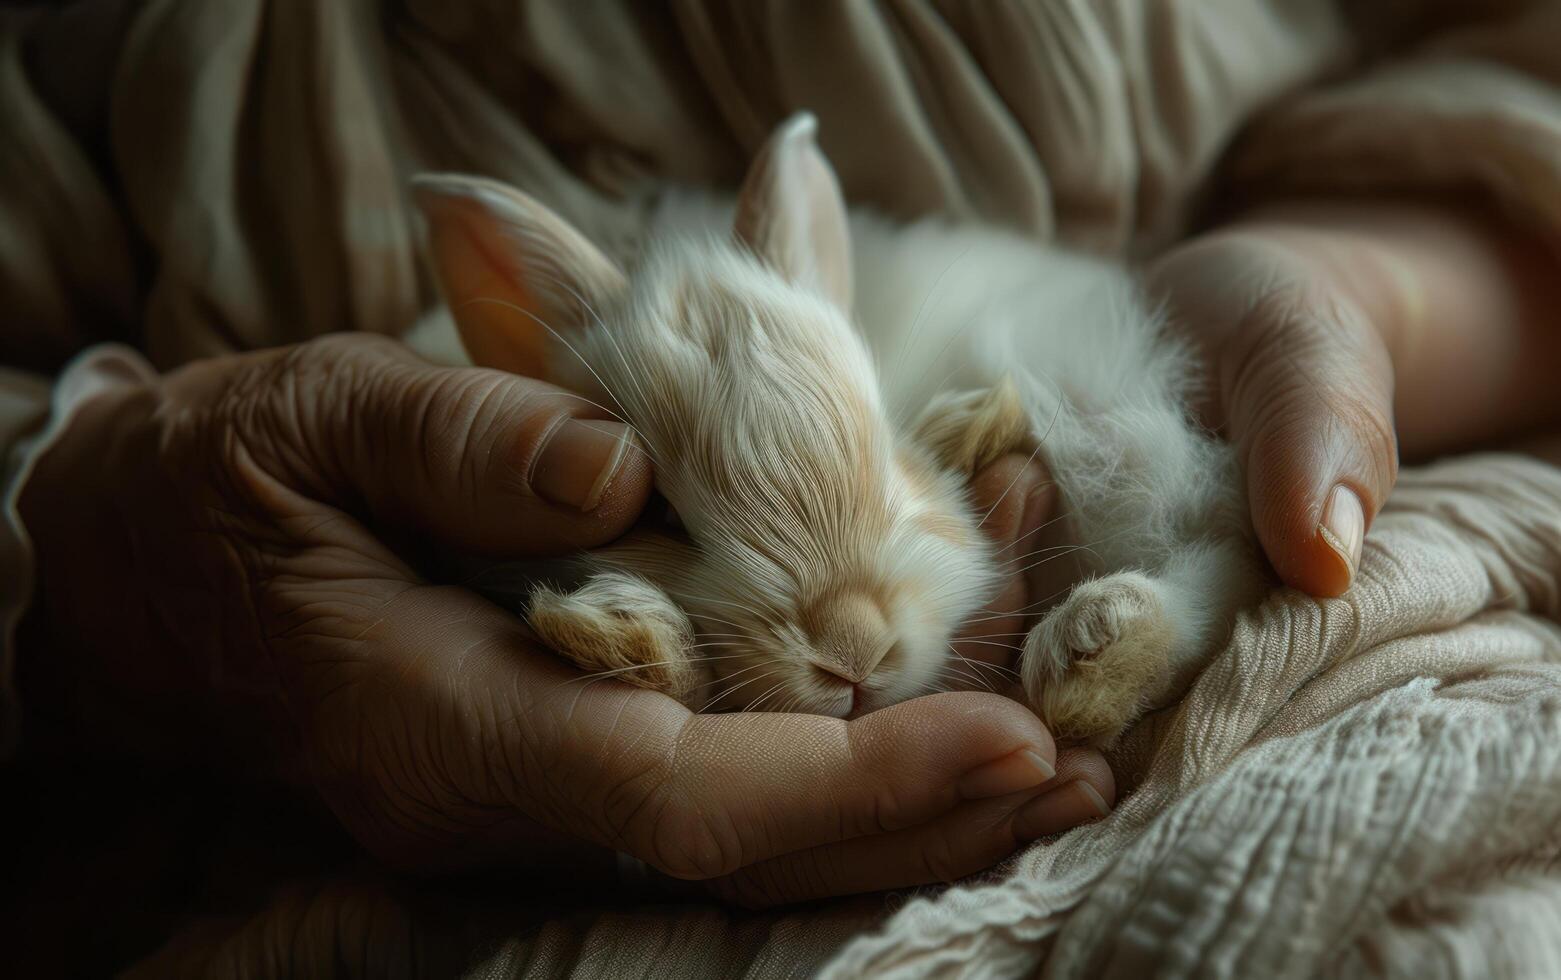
[0,0,1365,373]
[4,1,1561,976]
[6,1,1561,372]
[825,454,1561,977]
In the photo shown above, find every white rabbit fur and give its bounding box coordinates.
[409,113,1265,744]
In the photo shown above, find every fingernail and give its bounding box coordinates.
[531,418,634,512]
[1014,780,1111,839]
[959,748,1055,799]
[1318,484,1365,586]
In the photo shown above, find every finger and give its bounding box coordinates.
[548,690,1061,881]
[1046,746,1117,820]
[969,452,1057,553]
[266,334,654,556]
[1221,287,1397,597]
[956,454,1057,669]
[295,572,1067,880]
[975,451,1079,625]
[1150,236,1398,597]
[707,746,1115,907]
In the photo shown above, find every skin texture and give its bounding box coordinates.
[1150,196,1561,598]
[15,333,1112,906]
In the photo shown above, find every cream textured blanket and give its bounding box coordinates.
[818,452,1561,977]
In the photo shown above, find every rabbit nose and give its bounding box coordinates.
[803,591,895,683]
[812,658,888,686]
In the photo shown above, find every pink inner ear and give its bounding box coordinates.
[422,195,552,378]
[416,173,632,381]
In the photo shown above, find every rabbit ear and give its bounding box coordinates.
[733,112,853,311]
[412,173,626,379]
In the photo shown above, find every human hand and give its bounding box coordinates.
[17,334,1110,905]
[1147,198,1561,596]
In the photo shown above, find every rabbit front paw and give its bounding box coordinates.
[528,571,705,702]
[1021,571,1172,745]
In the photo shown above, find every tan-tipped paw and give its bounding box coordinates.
[528,571,704,701]
[1021,572,1172,745]
[911,375,1036,476]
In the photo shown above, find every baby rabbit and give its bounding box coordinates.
[409,113,1265,745]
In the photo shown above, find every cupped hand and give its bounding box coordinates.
[1147,198,1561,596]
[18,334,1110,907]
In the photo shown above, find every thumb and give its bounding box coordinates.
[1151,238,1399,597]
[1227,294,1398,596]
[280,335,654,556]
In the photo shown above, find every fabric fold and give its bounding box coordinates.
[824,455,1561,978]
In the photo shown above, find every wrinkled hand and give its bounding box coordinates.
[1148,199,1561,596]
[18,334,1111,906]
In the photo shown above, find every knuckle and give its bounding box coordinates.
[1226,290,1397,472]
[638,798,737,881]
[274,334,404,409]
[450,374,557,497]
[473,380,572,475]
[1220,286,1326,420]
[842,716,914,836]
[218,338,391,500]
[1330,394,1399,493]
[919,826,968,884]
[390,370,504,507]
[610,719,741,881]
[1220,278,1380,413]
[865,780,921,836]
[394,365,570,508]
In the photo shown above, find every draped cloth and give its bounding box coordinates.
[5,2,1561,975]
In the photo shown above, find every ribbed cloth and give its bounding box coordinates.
[824,454,1561,978]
